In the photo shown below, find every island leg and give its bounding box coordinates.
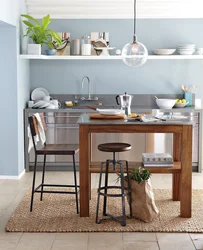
[172,133,181,201]
[180,125,192,218]
[79,125,90,217]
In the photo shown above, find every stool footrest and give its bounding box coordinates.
[35,190,78,194]
[97,213,127,227]
[34,184,80,195]
[98,186,130,197]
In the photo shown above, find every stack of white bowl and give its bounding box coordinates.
[177,44,196,55]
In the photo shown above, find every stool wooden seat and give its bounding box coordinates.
[36,144,79,155]
[98,143,131,152]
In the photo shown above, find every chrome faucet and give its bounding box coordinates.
[81,76,98,101]
[81,76,91,100]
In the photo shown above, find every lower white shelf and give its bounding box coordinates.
[19,54,203,60]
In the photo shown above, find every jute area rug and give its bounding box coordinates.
[6,189,203,233]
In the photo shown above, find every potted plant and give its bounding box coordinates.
[21,14,62,55]
[123,166,159,222]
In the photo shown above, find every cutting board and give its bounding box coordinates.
[89,113,125,119]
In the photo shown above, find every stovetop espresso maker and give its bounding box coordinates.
[116,92,133,115]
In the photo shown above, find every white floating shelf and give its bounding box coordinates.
[20,54,203,60]
[20,55,122,60]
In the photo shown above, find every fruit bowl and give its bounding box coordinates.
[174,102,189,108]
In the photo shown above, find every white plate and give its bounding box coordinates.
[40,102,51,108]
[177,44,195,47]
[97,109,123,115]
[32,100,44,108]
[152,49,176,55]
[31,88,49,101]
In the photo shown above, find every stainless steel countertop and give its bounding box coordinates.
[77,114,194,125]
[25,106,202,113]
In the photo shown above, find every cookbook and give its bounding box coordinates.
[142,153,173,162]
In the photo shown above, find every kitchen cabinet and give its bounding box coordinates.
[28,112,82,165]
[26,109,201,172]
[55,126,79,163]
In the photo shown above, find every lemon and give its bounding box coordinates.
[182,99,186,103]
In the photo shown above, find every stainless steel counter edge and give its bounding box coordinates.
[25,107,203,113]
[77,114,194,125]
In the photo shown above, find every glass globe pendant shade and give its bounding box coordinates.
[122,40,148,68]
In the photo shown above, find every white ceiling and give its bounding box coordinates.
[26,0,203,19]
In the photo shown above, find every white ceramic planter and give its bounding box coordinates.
[28,44,41,55]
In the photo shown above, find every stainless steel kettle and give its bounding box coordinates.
[116,92,133,115]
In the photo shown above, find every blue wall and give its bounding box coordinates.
[30,19,203,98]
[0,7,30,176]
[0,25,18,175]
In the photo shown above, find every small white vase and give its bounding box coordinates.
[28,44,41,55]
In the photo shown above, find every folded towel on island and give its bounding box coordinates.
[141,116,161,122]
[28,113,46,153]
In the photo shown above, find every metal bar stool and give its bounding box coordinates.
[96,143,132,226]
[28,113,79,214]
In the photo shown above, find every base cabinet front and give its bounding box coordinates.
[55,126,79,163]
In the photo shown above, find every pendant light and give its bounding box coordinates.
[122,0,148,68]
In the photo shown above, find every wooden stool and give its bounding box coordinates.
[96,143,132,226]
[28,113,79,214]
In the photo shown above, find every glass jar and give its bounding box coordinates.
[81,35,91,56]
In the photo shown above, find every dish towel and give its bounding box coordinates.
[34,113,46,145]
[28,113,46,153]
[28,126,39,153]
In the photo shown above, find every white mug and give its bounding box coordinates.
[28,100,34,108]
[43,96,53,101]
[50,100,61,109]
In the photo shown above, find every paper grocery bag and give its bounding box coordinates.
[125,178,159,222]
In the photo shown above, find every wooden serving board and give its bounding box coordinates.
[89,113,125,119]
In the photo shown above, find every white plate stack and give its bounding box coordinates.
[32,100,56,109]
[177,44,196,55]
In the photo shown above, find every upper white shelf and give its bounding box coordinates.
[19,55,203,60]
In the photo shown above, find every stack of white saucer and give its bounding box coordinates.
[177,44,196,55]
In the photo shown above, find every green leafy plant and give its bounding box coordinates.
[21,14,62,48]
[116,166,151,184]
[129,167,151,184]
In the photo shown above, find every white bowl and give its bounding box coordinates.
[177,50,195,55]
[152,49,176,55]
[174,102,189,108]
[177,48,195,51]
[177,46,195,49]
[156,99,176,109]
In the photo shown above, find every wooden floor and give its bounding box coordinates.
[0,171,202,250]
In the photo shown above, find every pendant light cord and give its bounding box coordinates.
[133,0,137,43]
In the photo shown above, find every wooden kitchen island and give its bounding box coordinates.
[78,114,193,218]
